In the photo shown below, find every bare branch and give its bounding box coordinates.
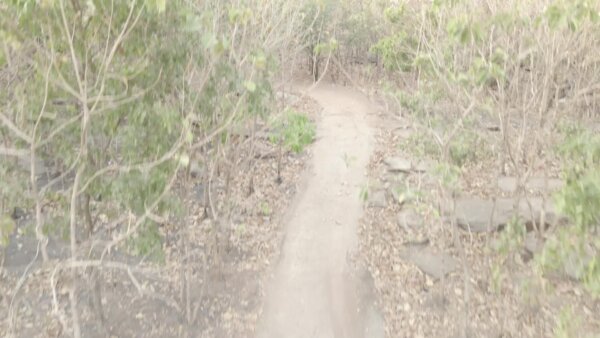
[0,112,32,144]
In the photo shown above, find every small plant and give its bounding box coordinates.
[390,183,421,205]
[259,201,272,216]
[270,109,316,153]
[403,130,441,159]
[359,183,370,203]
[490,261,504,294]
[553,306,580,338]
[532,126,600,297]
[449,130,486,167]
[432,162,461,192]
[43,215,70,241]
[496,216,526,255]
[370,4,419,72]
[128,222,165,263]
[0,214,15,247]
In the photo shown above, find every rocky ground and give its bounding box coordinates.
[358,110,600,337]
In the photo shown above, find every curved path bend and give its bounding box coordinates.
[258,83,383,338]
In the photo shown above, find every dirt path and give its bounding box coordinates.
[258,83,383,338]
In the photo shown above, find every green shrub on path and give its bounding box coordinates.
[270,109,316,154]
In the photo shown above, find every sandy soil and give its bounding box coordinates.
[258,82,384,338]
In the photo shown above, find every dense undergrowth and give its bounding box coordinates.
[366,0,599,335]
[372,0,600,298]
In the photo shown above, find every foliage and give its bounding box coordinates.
[359,182,370,203]
[432,162,461,192]
[0,214,15,247]
[390,182,421,205]
[497,217,526,255]
[270,109,316,153]
[374,0,600,300]
[259,201,272,216]
[128,221,165,262]
[449,129,487,167]
[539,127,600,296]
[370,4,418,71]
[553,306,581,338]
[0,0,304,262]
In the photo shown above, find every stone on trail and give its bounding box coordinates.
[383,157,412,172]
[396,210,422,231]
[400,247,458,280]
[368,190,387,208]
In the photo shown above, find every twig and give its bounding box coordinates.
[8,241,41,335]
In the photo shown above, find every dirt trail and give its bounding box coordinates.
[258,83,383,338]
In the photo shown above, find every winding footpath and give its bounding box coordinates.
[258,82,383,338]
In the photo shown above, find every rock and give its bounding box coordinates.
[194,184,205,201]
[497,177,517,193]
[396,210,422,231]
[11,207,26,220]
[451,197,563,233]
[400,248,458,279]
[389,185,409,205]
[190,160,203,178]
[497,176,564,193]
[453,198,515,233]
[368,190,387,208]
[413,160,432,173]
[423,292,448,312]
[516,198,565,227]
[383,157,411,172]
[526,177,564,191]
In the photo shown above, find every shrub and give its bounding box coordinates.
[270,109,316,154]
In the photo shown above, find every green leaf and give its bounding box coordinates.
[244,80,256,93]
[178,153,190,167]
[0,214,16,247]
[156,0,166,13]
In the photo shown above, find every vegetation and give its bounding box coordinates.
[372,0,600,294]
[269,109,316,154]
[1,0,599,336]
[1,0,311,335]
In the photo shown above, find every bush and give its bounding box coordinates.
[374,0,600,298]
[270,109,316,153]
